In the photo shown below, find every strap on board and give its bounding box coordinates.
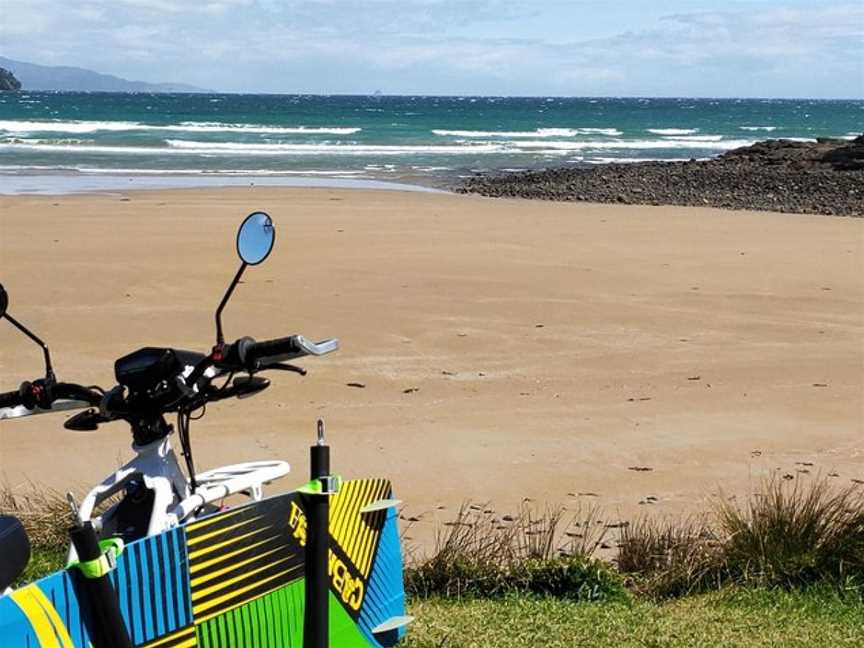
[69,537,125,579]
[298,475,341,496]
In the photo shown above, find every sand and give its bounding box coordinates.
[1,187,862,549]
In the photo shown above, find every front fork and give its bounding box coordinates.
[67,437,189,563]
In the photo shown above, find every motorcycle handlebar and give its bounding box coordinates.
[53,383,102,406]
[187,334,339,387]
[0,381,101,411]
[243,335,339,366]
[0,390,21,409]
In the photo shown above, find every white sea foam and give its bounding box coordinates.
[0,140,510,156]
[432,128,622,138]
[508,139,753,151]
[0,137,755,157]
[646,128,699,135]
[174,123,362,134]
[0,120,148,133]
[662,135,724,142]
[577,128,622,136]
[165,140,507,155]
[739,126,777,131]
[0,120,361,135]
[0,164,367,176]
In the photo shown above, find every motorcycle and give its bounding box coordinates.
[0,212,410,648]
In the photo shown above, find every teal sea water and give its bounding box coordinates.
[0,93,861,188]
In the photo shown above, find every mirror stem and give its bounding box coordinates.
[215,262,247,346]
[2,313,56,382]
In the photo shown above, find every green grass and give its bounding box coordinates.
[404,588,864,647]
[18,546,66,585]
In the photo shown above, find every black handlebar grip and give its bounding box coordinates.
[0,390,22,409]
[53,383,102,406]
[244,336,301,365]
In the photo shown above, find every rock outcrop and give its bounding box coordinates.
[0,67,22,91]
[457,137,864,217]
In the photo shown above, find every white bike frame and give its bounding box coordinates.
[67,430,290,561]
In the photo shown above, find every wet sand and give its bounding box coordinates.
[1,187,862,549]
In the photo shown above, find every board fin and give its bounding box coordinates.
[372,615,414,634]
[360,498,402,513]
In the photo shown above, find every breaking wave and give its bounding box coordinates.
[646,128,700,135]
[432,128,623,137]
[0,120,361,135]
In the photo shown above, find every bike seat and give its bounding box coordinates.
[0,516,30,591]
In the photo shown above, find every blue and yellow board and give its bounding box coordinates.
[0,479,407,647]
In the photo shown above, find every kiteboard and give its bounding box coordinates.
[0,478,408,647]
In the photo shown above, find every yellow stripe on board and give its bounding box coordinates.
[188,527,270,560]
[361,480,386,574]
[189,536,278,574]
[186,515,264,546]
[185,506,248,533]
[193,564,302,616]
[345,480,373,567]
[192,575,299,626]
[332,481,358,547]
[191,555,292,602]
[11,586,74,648]
[328,481,347,544]
[359,481,389,575]
[141,625,196,648]
[336,481,362,561]
[175,638,198,648]
[357,515,376,577]
[355,482,380,575]
[191,546,286,588]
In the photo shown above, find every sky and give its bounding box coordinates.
[1,0,862,97]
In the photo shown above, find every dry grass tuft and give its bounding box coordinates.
[405,503,625,601]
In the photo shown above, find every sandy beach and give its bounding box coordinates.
[1,187,862,548]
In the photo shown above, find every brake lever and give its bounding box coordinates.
[262,362,307,376]
[65,408,110,431]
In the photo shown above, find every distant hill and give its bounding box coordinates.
[0,56,207,93]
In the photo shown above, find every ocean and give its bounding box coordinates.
[0,93,861,191]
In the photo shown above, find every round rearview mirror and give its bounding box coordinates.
[0,284,8,318]
[236,211,275,266]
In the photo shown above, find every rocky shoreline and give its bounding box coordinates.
[457,137,864,217]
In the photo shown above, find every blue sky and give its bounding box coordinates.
[1,0,862,97]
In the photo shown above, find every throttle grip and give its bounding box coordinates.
[0,390,22,409]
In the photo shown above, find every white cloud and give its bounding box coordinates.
[0,1,861,96]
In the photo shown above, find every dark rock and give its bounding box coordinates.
[456,137,864,217]
[0,67,22,91]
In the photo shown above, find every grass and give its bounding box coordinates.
[717,477,864,588]
[0,483,71,584]
[405,503,626,601]
[404,588,864,647]
[618,477,864,597]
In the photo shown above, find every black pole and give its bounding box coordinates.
[68,522,133,648]
[304,419,330,648]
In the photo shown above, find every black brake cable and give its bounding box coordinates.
[177,408,198,493]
